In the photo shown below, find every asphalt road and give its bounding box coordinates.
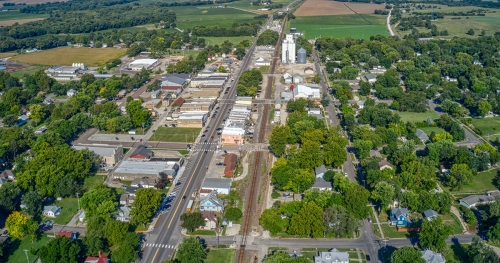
[139,31,264,263]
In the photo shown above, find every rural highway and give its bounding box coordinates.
[139,17,273,263]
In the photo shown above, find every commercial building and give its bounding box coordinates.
[129,145,153,161]
[221,119,246,145]
[72,144,124,166]
[161,74,190,91]
[282,34,296,64]
[293,84,321,99]
[235,96,252,105]
[190,77,226,88]
[113,161,173,180]
[255,57,271,66]
[177,112,208,128]
[180,99,216,112]
[128,59,159,71]
[200,178,232,196]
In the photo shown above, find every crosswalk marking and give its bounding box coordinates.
[143,243,175,249]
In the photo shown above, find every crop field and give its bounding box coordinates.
[398,4,500,38]
[169,6,264,29]
[0,10,48,22]
[295,0,385,16]
[9,47,126,66]
[290,14,389,39]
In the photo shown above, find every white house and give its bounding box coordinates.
[293,74,304,84]
[67,89,78,97]
[116,206,131,222]
[283,73,293,84]
[293,85,320,99]
[200,178,232,196]
[43,206,61,218]
[421,249,445,263]
[314,249,349,263]
[356,101,365,109]
[199,190,225,212]
[255,57,270,66]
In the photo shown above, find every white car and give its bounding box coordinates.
[344,172,348,177]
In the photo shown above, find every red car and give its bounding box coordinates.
[204,130,208,133]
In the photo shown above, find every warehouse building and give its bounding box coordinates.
[179,99,216,112]
[72,144,123,166]
[128,59,159,71]
[113,160,178,181]
[190,77,226,88]
[177,112,208,128]
[200,178,232,196]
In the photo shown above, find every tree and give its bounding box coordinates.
[371,181,395,209]
[29,104,46,124]
[105,220,129,246]
[467,28,475,35]
[110,243,138,263]
[431,132,453,142]
[323,205,359,238]
[353,140,373,159]
[34,236,83,263]
[263,252,311,263]
[447,163,474,191]
[343,184,370,219]
[289,202,325,238]
[21,191,43,216]
[488,218,500,244]
[25,218,39,243]
[6,211,29,238]
[80,184,117,219]
[82,236,105,256]
[419,217,453,251]
[260,208,285,235]
[176,237,207,263]
[477,101,492,117]
[130,188,161,227]
[0,182,20,213]
[180,212,205,232]
[391,246,426,263]
[466,237,500,263]
[269,125,293,156]
[225,207,243,221]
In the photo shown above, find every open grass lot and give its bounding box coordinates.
[0,11,48,21]
[83,174,106,191]
[155,127,201,143]
[9,47,126,66]
[224,0,295,10]
[9,66,45,78]
[419,126,446,135]
[202,36,255,46]
[190,230,216,236]
[204,249,236,263]
[470,117,500,137]
[394,110,440,123]
[290,14,389,39]
[4,235,50,263]
[169,6,264,30]
[380,224,415,238]
[52,197,78,225]
[441,213,464,235]
[454,168,499,193]
[0,53,17,59]
[294,0,385,16]
[398,5,500,38]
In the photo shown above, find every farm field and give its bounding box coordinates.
[394,110,440,123]
[290,14,389,39]
[155,127,201,143]
[169,6,264,30]
[295,0,385,16]
[397,4,500,38]
[202,36,255,46]
[9,47,126,66]
[0,10,48,22]
[0,52,16,59]
[225,0,295,11]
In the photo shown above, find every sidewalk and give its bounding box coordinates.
[371,206,385,239]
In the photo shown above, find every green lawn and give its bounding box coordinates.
[454,168,498,193]
[52,198,79,225]
[441,213,464,235]
[394,110,440,123]
[470,117,500,137]
[9,66,45,78]
[290,14,389,40]
[5,235,50,263]
[380,224,410,238]
[202,36,255,46]
[83,174,106,191]
[190,230,216,236]
[204,249,236,263]
[155,127,201,143]
[419,127,446,135]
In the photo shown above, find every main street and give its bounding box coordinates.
[139,18,273,263]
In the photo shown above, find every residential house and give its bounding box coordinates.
[150,89,162,99]
[201,211,219,230]
[308,108,322,119]
[116,206,131,222]
[131,178,156,188]
[283,73,293,84]
[304,67,314,74]
[378,159,393,170]
[459,191,500,208]
[200,190,225,212]
[18,114,29,126]
[35,126,47,135]
[58,231,77,240]
[43,206,61,218]
[67,89,78,97]
[364,74,377,84]
[310,177,332,191]
[439,165,448,174]
[201,178,232,196]
[421,249,445,263]
[129,145,153,161]
[423,209,438,221]
[293,74,304,84]
[0,170,14,180]
[43,97,53,105]
[315,165,327,178]
[390,207,409,227]
[85,252,110,263]
[125,185,142,196]
[224,163,236,177]
[0,178,8,188]
[119,194,135,206]
[416,129,429,143]
[314,249,349,263]
[356,101,365,109]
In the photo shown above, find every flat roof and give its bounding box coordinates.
[178,113,207,120]
[129,59,158,65]
[72,144,120,157]
[202,178,232,190]
[114,160,168,175]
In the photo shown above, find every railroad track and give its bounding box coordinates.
[236,16,288,263]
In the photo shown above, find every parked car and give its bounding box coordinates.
[216,162,224,166]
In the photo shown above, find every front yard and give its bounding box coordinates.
[4,235,50,263]
[51,197,79,225]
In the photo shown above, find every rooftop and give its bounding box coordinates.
[72,144,121,157]
[114,161,169,175]
[202,178,232,190]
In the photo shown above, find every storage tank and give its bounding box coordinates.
[297,48,306,64]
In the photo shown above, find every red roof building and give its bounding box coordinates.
[173,97,185,107]
[224,163,236,177]
[57,231,77,240]
[223,154,238,166]
[84,252,110,263]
